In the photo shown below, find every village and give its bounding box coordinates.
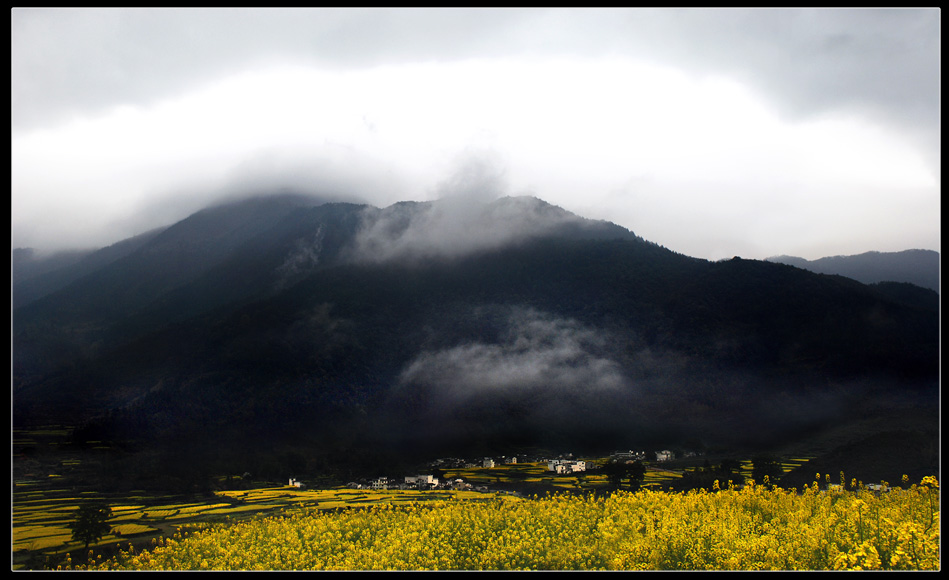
[301,449,688,494]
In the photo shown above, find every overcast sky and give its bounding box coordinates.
[11,8,940,260]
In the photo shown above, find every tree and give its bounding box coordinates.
[68,504,113,549]
[603,460,645,491]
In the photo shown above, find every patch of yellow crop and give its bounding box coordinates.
[643,472,671,480]
[174,504,228,514]
[314,501,349,510]
[108,514,144,523]
[110,505,147,512]
[203,504,277,515]
[143,509,180,518]
[113,524,158,536]
[450,491,488,500]
[13,533,73,552]
[14,525,69,541]
[49,505,81,512]
[12,521,81,553]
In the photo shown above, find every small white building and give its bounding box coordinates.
[370,477,389,490]
[404,474,439,488]
[288,478,306,489]
[483,458,495,468]
[655,450,674,462]
[547,460,586,473]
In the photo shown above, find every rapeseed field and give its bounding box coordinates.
[73,476,939,571]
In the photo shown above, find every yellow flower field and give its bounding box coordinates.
[75,476,939,571]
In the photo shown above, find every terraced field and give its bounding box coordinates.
[12,482,501,569]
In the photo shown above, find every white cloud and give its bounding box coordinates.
[399,307,625,400]
[11,9,939,260]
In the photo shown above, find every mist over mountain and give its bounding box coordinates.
[12,227,169,309]
[12,193,939,479]
[766,250,939,293]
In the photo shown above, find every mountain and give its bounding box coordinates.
[12,227,169,309]
[13,247,92,285]
[766,250,939,293]
[12,194,939,481]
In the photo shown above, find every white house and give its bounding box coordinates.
[655,450,674,462]
[483,458,495,468]
[288,478,306,489]
[370,477,389,490]
[404,474,439,488]
[547,460,586,473]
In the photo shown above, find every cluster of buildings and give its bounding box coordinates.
[428,455,525,470]
[546,459,587,474]
[655,450,675,462]
[610,449,682,463]
[348,475,485,492]
[610,450,647,462]
[343,452,586,492]
[290,448,699,492]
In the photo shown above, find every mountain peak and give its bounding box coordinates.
[344,195,637,264]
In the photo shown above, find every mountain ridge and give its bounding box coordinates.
[766,249,939,292]
[12,193,939,475]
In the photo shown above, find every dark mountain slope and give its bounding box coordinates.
[12,227,168,309]
[12,195,638,384]
[12,194,939,472]
[15,241,939,461]
[767,249,939,292]
[12,194,329,382]
[663,258,938,379]
[867,281,939,312]
[13,247,92,287]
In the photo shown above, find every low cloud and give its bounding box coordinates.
[398,307,625,400]
[343,153,596,263]
[344,197,584,263]
[384,305,646,455]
